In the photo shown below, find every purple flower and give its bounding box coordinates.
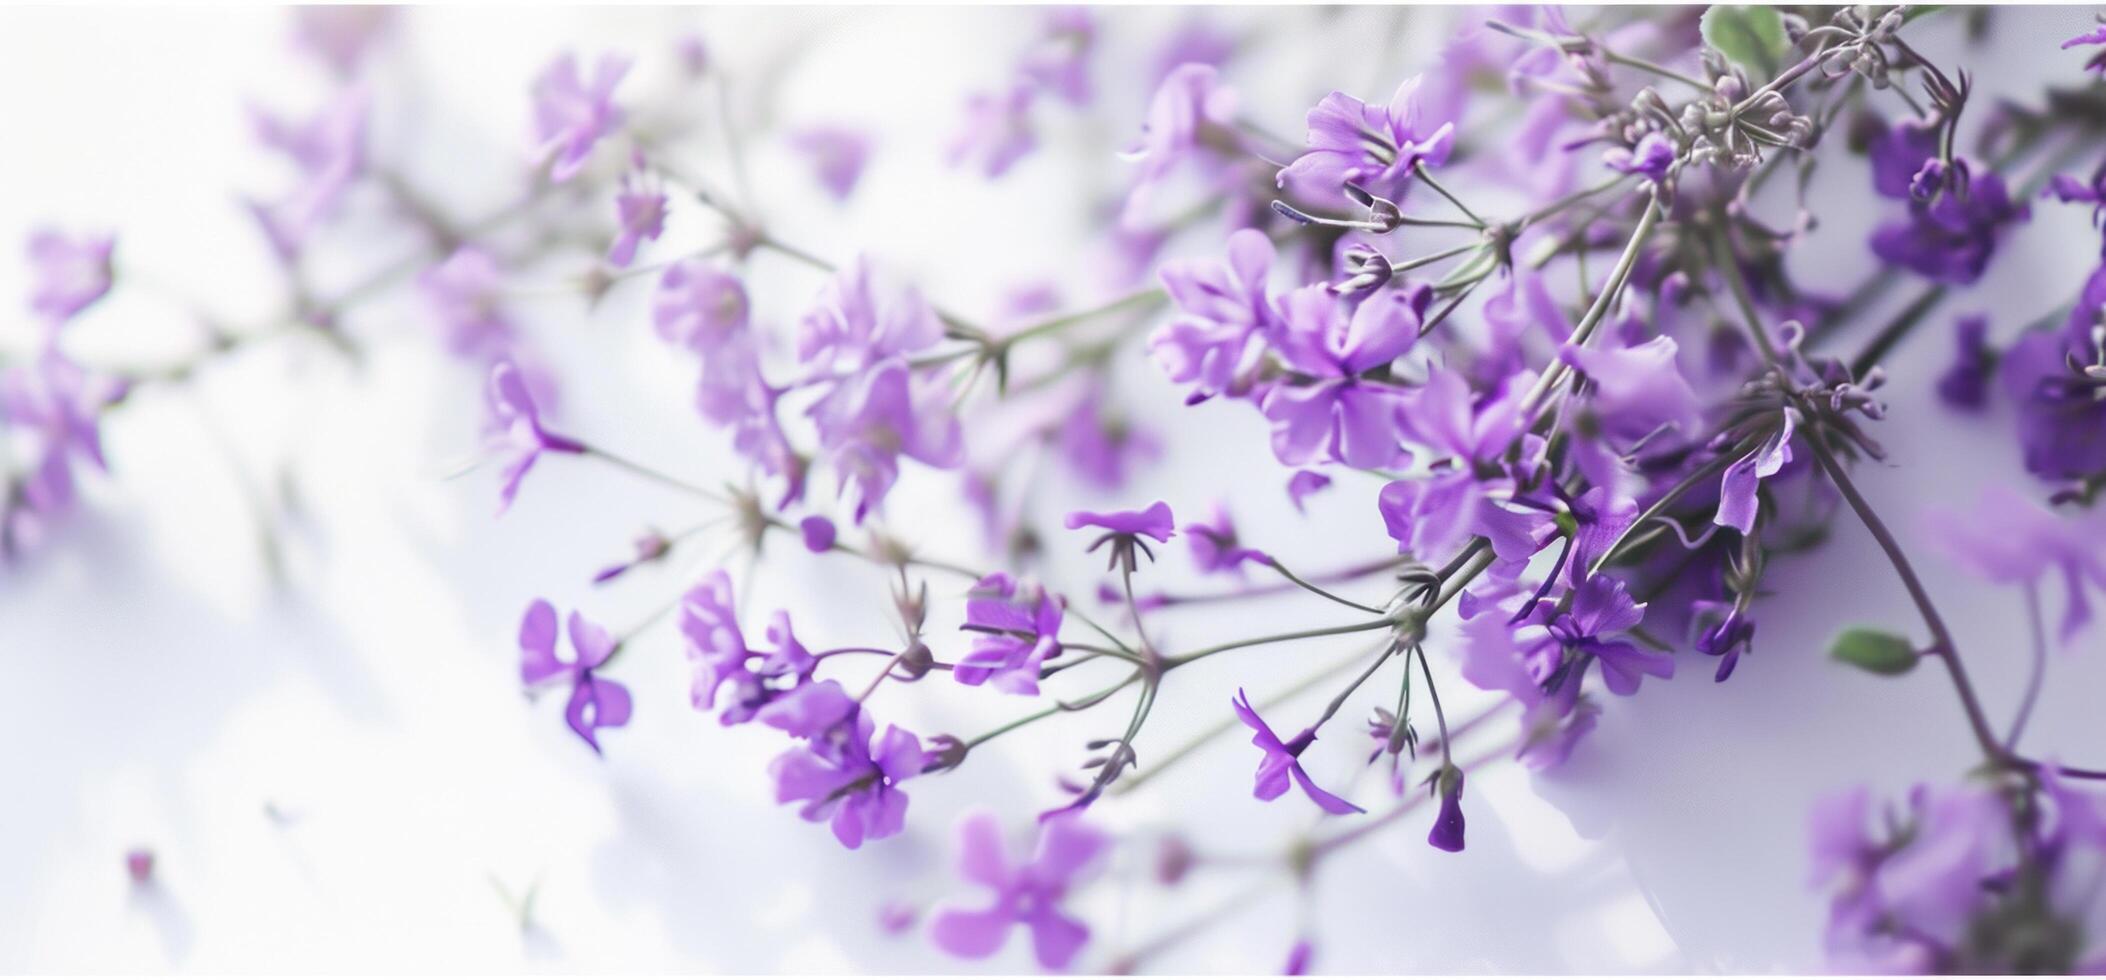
[1286,470,1331,513]
[1183,503,1269,574]
[797,258,944,370]
[1871,169,2029,285]
[1714,411,1796,535]
[1019,7,1095,106]
[2001,325,2106,482]
[949,83,1037,179]
[518,600,632,754]
[608,164,666,268]
[485,360,583,513]
[1603,132,1675,184]
[1120,63,1238,230]
[929,810,1107,969]
[248,88,368,262]
[799,515,837,553]
[654,260,750,351]
[1427,768,1466,852]
[1259,285,1424,469]
[26,229,114,324]
[532,52,629,182]
[1691,600,1757,682]
[680,571,818,726]
[1869,120,1942,201]
[421,247,517,359]
[809,359,964,522]
[1057,387,1160,490]
[1810,783,2006,969]
[1230,689,1363,814]
[955,574,1063,696]
[1559,335,1703,443]
[768,685,923,849]
[1065,501,1175,541]
[1935,315,1995,411]
[1149,228,1278,402]
[788,125,872,201]
[1928,485,2106,642]
[1277,76,1454,206]
[0,350,113,521]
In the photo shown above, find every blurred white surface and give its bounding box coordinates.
[1,5,2102,974]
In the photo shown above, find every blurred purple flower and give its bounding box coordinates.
[27,229,114,324]
[1184,503,1269,574]
[929,810,1107,968]
[532,52,629,182]
[788,125,873,201]
[949,83,1037,179]
[608,164,666,268]
[422,247,517,359]
[1928,485,2106,642]
[484,359,582,513]
[1019,7,1095,106]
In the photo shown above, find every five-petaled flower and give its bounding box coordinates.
[929,810,1108,969]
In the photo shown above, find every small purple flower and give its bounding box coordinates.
[607,163,666,268]
[797,257,944,370]
[1559,335,1703,443]
[292,6,394,76]
[955,574,1064,696]
[1427,767,1466,852]
[248,88,368,262]
[1714,411,1796,535]
[1057,388,1160,490]
[948,83,1037,179]
[2002,326,2106,482]
[788,125,873,201]
[808,359,964,522]
[1018,7,1095,106]
[1230,689,1364,815]
[680,571,817,725]
[1928,485,2106,642]
[654,260,750,351]
[532,52,629,182]
[1259,284,1425,469]
[1120,63,1238,230]
[929,810,1107,969]
[1286,470,1332,513]
[1065,501,1175,541]
[1603,132,1675,184]
[1691,600,1757,682]
[1277,76,1454,206]
[26,229,114,324]
[1869,121,1942,201]
[485,360,583,513]
[518,600,632,754]
[768,684,923,849]
[1871,169,2029,285]
[421,247,517,360]
[1183,503,1268,574]
[799,515,837,553]
[1150,228,1278,402]
[0,350,111,525]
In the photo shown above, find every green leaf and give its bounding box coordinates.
[1701,5,1789,75]
[1830,627,1919,676]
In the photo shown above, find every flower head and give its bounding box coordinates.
[767,684,924,849]
[956,574,1064,696]
[789,125,873,201]
[1230,689,1363,815]
[532,52,629,182]
[484,360,583,513]
[1277,76,1455,206]
[929,810,1107,969]
[1066,500,1175,572]
[26,229,114,325]
[680,571,818,725]
[949,83,1036,179]
[1150,228,1278,402]
[1183,503,1269,575]
[518,600,631,753]
[1258,284,1425,468]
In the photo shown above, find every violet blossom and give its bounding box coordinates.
[955,573,1064,696]
[608,162,666,268]
[1927,485,2106,642]
[484,359,583,513]
[681,570,818,726]
[1149,227,1278,402]
[532,52,629,182]
[1259,284,1425,469]
[1230,689,1364,815]
[949,83,1037,179]
[1277,76,1455,206]
[788,125,873,202]
[1183,503,1268,574]
[421,247,518,360]
[26,229,114,325]
[929,810,1107,969]
[518,599,631,753]
[767,682,924,849]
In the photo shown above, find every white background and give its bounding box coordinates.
[1,4,2103,974]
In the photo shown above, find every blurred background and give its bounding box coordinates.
[1,4,2101,973]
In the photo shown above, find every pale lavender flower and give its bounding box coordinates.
[1714,411,1796,535]
[532,52,629,182]
[1231,689,1363,814]
[518,600,631,754]
[949,83,1037,179]
[1928,485,2106,642]
[608,162,666,268]
[808,359,964,523]
[0,350,114,519]
[1149,228,1277,402]
[1056,386,1159,490]
[955,573,1063,696]
[681,571,819,726]
[292,6,396,76]
[929,810,1107,969]
[421,247,517,359]
[796,257,944,371]
[1277,76,1454,206]
[653,260,750,352]
[1120,63,1238,229]
[788,125,873,201]
[1184,503,1268,574]
[485,360,583,513]
[1018,7,1095,106]
[26,229,114,324]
